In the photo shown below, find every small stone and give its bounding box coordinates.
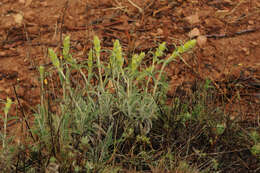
[13,13,23,25]
[157,28,163,35]
[189,28,200,38]
[135,22,141,27]
[185,14,200,25]
[197,35,207,47]
[223,0,233,5]
[190,0,199,4]
[248,20,254,25]
[251,41,258,46]
[242,47,250,55]
[0,52,6,56]
[227,56,235,61]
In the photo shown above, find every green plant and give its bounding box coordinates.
[30,35,196,171]
[0,98,20,172]
[1,97,13,149]
[249,130,260,159]
[1,34,259,172]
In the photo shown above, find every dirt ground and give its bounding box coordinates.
[0,0,259,133]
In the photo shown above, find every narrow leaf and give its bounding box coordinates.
[48,48,60,69]
[4,97,12,116]
[63,35,70,57]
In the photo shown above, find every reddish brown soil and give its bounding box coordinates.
[0,0,259,138]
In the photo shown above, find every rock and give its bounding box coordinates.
[135,22,141,27]
[223,0,233,5]
[13,13,23,25]
[205,18,224,29]
[248,20,254,25]
[242,47,250,55]
[157,28,163,35]
[227,56,235,61]
[0,52,6,56]
[251,41,258,46]
[185,14,200,25]
[0,13,24,29]
[197,35,207,47]
[189,28,200,38]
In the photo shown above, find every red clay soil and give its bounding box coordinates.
[0,0,259,140]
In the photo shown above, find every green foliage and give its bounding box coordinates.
[2,35,259,172]
[0,98,19,172]
[130,52,145,73]
[249,130,260,159]
[49,48,61,71]
[29,36,197,171]
[251,143,260,158]
[1,97,13,149]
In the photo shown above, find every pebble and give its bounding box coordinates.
[251,41,258,46]
[227,56,235,61]
[197,35,207,47]
[185,14,200,25]
[242,47,250,55]
[157,28,163,35]
[248,20,254,25]
[13,13,23,25]
[189,28,200,38]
